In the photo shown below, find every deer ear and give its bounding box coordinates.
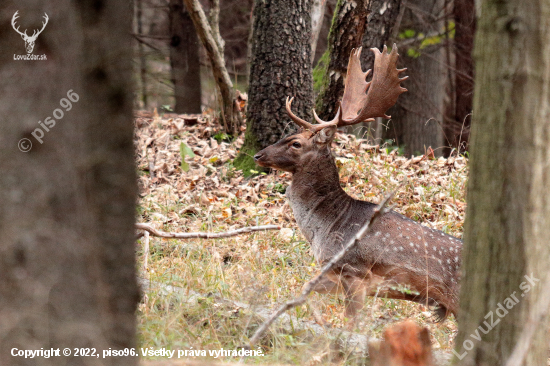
[313,125,337,145]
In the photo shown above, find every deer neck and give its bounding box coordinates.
[286,149,354,248]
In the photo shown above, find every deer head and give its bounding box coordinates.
[12,11,49,54]
[254,45,408,172]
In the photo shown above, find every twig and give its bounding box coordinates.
[142,231,150,277]
[247,191,395,347]
[136,222,280,239]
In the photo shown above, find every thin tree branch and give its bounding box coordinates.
[247,191,396,347]
[132,34,163,53]
[142,230,150,277]
[136,222,280,239]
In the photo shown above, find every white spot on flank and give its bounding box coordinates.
[447,259,451,264]
[399,247,404,251]
[455,256,459,262]
[375,232,381,237]
[409,242,414,247]
[433,246,437,251]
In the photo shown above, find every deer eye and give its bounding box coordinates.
[291,141,302,149]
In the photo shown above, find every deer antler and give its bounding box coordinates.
[11,12,48,40]
[287,44,407,133]
[286,97,340,133]
[31,13,49,39]
[11,11,27,37]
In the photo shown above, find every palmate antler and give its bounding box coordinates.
[286,45,408,133]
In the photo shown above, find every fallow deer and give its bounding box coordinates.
[254,45,462,321]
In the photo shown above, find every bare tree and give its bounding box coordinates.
[136,0,148,108]
[455,0,550,364]
[0,2,138,364]
[169,0,202,113]
[445,0,475,153]
[183,0,243,135]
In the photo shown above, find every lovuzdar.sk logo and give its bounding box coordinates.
[12,10,48,60]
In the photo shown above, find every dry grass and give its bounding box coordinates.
[134,111,468,365]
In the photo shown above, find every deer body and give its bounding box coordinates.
[254,46,462,320]
[285,143,460,319]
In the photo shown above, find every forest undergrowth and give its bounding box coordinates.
[135,110,468,365]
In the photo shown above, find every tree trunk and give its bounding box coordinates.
[357,0,402,140]
[455,0,550,364]
[0,2,139,365]
[136,0,148,108]
[444,0,475,154]
[234,0,313,176]
[314,0,369,120]
[385,0,444,157]
[169,0,202,113]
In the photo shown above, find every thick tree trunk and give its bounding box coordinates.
[385,0,444,157]
[235,0,313,175]
[444,0,475,153]
[169,0,202,113]
[0,2,138,365]
[314,0,369,120]
[360,0,401,75]
[358,0,401,140]
[455,0,550,364]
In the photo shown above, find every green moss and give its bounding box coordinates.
[233,118,265,177]
[313,50,330,95]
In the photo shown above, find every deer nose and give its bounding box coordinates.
[253,153,263,161]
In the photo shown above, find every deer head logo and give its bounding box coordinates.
[11,11,49,54]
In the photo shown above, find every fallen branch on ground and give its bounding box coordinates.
[247,192,396,347]
[136,223,280,239]
[137,277,453,364]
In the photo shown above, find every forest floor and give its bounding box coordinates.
[134,110,468,365]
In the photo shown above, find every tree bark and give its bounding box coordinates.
[234,0,313,175]
[0,1,138,365]
[357,0,402,140]
[314,0,370,120]
[455,0,550,364]
[169,0,202,114]
[385,0,444,157]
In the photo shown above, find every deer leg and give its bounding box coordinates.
[341,276,367,321]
